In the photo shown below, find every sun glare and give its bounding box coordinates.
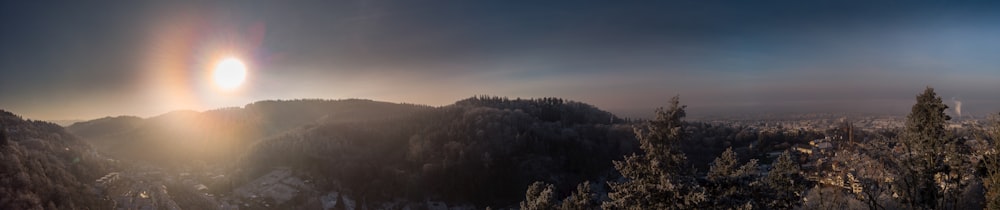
[213,57,247,90]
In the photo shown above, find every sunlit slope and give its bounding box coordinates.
[0,110,113,209]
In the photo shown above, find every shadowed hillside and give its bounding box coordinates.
[239,96,637,206]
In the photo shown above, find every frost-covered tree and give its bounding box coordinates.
[705,147,760,209]
[850,144,896,210]
[521,181,556,210]
[763,151,805,209]
[603,96,705,209]
[801,185,863,209]
[983,112,1000,209]
[893,87,969,209]
[559,181,598,210]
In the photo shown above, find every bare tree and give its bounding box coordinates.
[982,112,1000,209]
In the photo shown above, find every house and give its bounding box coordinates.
[794,144,813,155]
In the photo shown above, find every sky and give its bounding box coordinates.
[1,0,1000,120]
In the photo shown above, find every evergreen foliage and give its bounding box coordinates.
[705,147,760,209]
[520,181,556,210]
[559,181,598,210]
[763,150,805,209]
[603,96,706,209]
[893,87,970,209]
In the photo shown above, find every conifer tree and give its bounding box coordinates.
[764,150,805,209]
[706,147,760,209]
[894,87,968,209]
[521,181,556,210]
[559,181,597,210]
[603,96,705,209]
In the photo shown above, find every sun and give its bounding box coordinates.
[213,57,247,90]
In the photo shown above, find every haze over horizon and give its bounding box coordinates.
[2,1,1000,120]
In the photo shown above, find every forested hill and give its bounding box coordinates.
[453,96,625,125]
[0,110,112,209]
[240,96,638,206]
[66,99,432,164]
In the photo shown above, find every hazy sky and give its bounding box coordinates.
[2,1,1000,120]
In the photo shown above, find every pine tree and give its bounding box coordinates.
[764,150,805,209]
[521,181,556,210]
[706,147,760,209]
[893,87,969,209]
[559,181,597,210]
[708,148,740,180]
[603,96,705,209]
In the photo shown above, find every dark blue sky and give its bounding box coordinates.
[2,1,999,120]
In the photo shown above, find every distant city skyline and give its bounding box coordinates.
[2,1,999,120]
